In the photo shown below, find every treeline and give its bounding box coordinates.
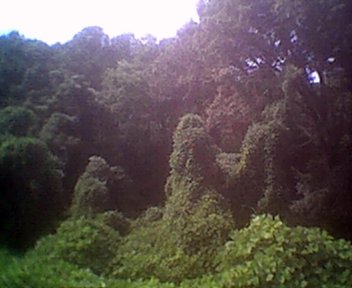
[0,0,352,286]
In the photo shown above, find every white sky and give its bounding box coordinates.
[0,0,199,44]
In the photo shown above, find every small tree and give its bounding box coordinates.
[0,106,38,136]
[71,155,131,218]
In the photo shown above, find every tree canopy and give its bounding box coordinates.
[0,0,351,286]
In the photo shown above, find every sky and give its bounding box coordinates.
[0,0,199,45]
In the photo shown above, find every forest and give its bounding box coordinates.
[0,0,352,287]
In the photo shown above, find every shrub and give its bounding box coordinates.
[213,215,352,287]
[71,155,131,218]
[0,255,106,288]
[33,217,121,275]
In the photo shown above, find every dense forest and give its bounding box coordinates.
[1,0,352,287]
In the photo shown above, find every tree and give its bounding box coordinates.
[226,65,352,237]
[0,137,63,249]
[0,106,38,136]
[164,113,234,260]
[0,32,54,106]
[98,61,168,211]
[110,114,234,282]
[165,114,222,201]
[71,156,132,218]
[62,26,114,90]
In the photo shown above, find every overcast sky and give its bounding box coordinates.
[0,0,199,44]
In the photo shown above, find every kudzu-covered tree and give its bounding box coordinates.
[110,114,234,282]
[71,155,133,218]
[165,113,223,216]
[227,64,352,237]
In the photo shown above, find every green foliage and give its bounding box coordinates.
[0,251,174,288]
[205,88,251,152]
[0,253,107,288]
[0,32,53,106]
[39,112,80,159]
[110,114,234,283]
[228,64,352,229]
[39,112,81,194]
[3,215,352,288]
[95,210,131,237]
[132,206,164,226]
[0,1,352,286]
[165,114,221,198]
[71,155,130,218]
[98,60,168,211]
[33,216,121,275]
[0,136,63,249]
[110,211,232,283]
[221,100,289,226]
[164,114,234,258]
[0,106,38,136]
[212,215,352,287]
[63,26,114,90]
[166,191,234,255]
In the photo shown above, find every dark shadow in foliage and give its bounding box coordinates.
[226,65,352,239]
[0,137,63,250]
[39,112,81,196]
[98,61,169,213]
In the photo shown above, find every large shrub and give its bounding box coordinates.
[212,215,352,287]
[71,155,132,218]
[33,216,121,275]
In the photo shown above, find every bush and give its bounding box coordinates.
[0,255,106,288]
[2,215,352,287]
[33,217,121,275]
[213,215,352,287]
[96,210,131,236]
[71,155,132,218]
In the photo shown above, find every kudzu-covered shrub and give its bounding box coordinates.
[212,215,352,287]
[71,155,131,218]
[32,216,121,275]
[111,192,234,283]
[0,248,175,288]
[0,254,106,288]
[96,210,131,236]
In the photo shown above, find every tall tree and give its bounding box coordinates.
[0,137,63,249]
